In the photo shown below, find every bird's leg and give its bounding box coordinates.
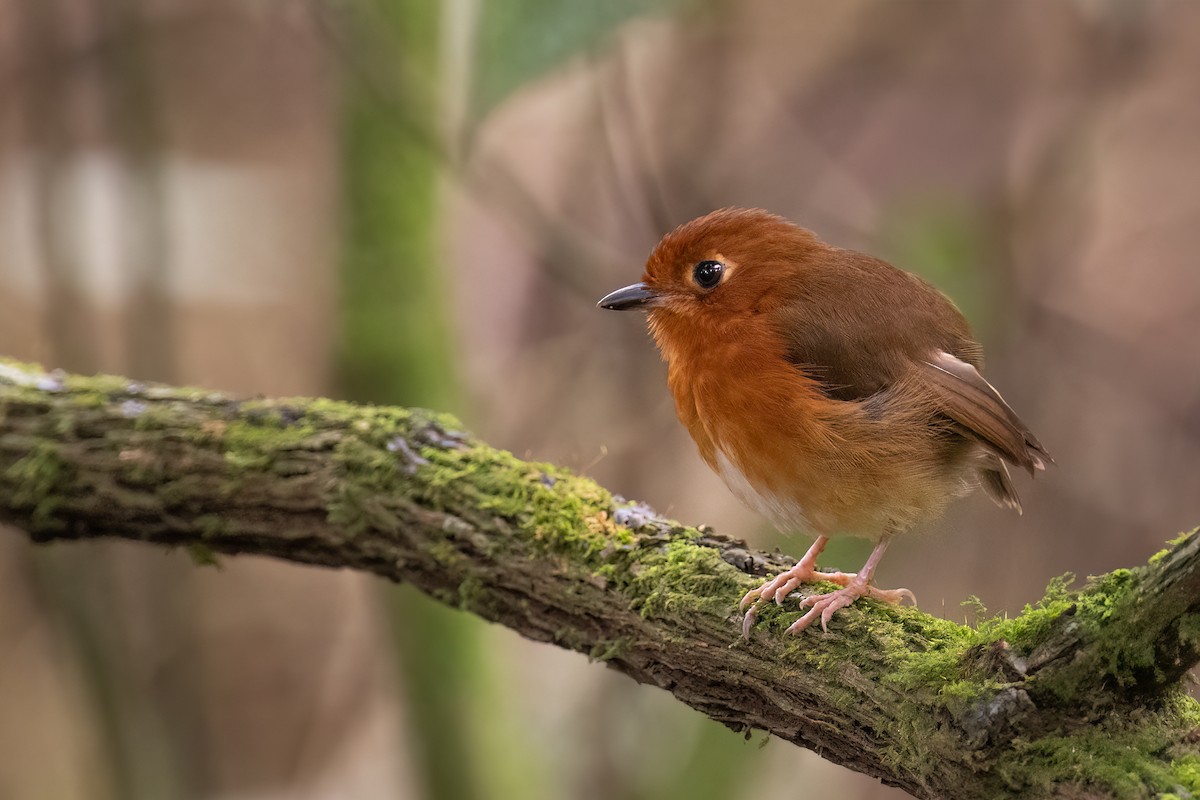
[739,535,854,609]
[739,536,856,639]
[785,534,915,635]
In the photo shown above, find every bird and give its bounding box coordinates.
[598,208,1050,638]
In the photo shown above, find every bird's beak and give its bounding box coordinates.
[597,282,657,311]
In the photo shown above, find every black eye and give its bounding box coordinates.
[693,260,724,289]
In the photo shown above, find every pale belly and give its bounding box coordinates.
[714,449,814,532]
[711,436,973,539]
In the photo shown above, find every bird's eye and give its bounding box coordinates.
[692,260,724,290]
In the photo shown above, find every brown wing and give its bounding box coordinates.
[774,247,982,400]
[770,246,1051,500]
[918,350,1052,477]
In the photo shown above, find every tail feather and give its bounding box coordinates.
[978,457,1023,515]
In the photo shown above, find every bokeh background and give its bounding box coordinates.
[2,1,1199,798]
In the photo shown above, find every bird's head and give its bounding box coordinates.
[598,208,820,346]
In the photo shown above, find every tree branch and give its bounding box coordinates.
[2,357,1199,799]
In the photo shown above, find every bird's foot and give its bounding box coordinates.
[739,560,852,640]
[738,566,854,611]
[784,580,915,635]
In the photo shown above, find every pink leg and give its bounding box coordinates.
[785,535,915,635]
[739,536,856,640]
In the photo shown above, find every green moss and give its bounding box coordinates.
[327,480,402,537]
[457,575,485,610]
[623,538,745,618]
[1168,529,1197,548]
[67,370,137,397]
[418,442,624,559]
[153,474,200,506]
[223,450,270,471]
[432,448,731,619]
[186,543,222,568]
[327,415,751,626]
[893,626,980,689]
[3,442,70,531]
[54,412,77,438]
[974,573,1081,652]
[423,539,464,568]
[1176,615,1200,649]
[889,567,1147,705]
[867,557,1193,774]
[588,638,631,662]
[196,514,230,540]
[302,396,366,421]
[215,407,324,477]
[224,416,318,455]
[1162,692,1200,729]
[209,401,471,547]
[993,706,1200,797]
[1171,755,1200,793]
[1022,568,1178,702]
[74,391,109,409]
[0,356,47,375]
[1151,529,1200,566]
[131,403,177,432]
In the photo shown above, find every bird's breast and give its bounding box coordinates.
[664,331,966,537]
[666,332,837,531]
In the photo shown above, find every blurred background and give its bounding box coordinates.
[1,0,1199,798]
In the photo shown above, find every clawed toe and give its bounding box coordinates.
[738,584,769,613]
[740,572,864,640]
[771,575,805,605]
[740,568,856,611]
[787,586,862,634]
[741,604,759,640]
[740,565,813,615]
[868,586,916,606]
[783,582,915,635]
[738,535,915,640]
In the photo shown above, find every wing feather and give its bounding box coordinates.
[919,351,1052,476]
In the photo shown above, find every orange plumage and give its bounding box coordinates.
[600,208,1050,637]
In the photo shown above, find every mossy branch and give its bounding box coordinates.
[2,357,1200,799]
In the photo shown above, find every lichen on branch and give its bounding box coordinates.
[2,357,1199,800]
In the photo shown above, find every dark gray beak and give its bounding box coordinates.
[598,282,656,310]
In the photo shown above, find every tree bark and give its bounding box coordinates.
[2,357,1199,799]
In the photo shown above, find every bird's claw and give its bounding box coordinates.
[739,567,851,611]
[867,586,916,606]
[739,562,856,640]
[784,583,916,635]
[741,603,760,641]
[786,590,854,635]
